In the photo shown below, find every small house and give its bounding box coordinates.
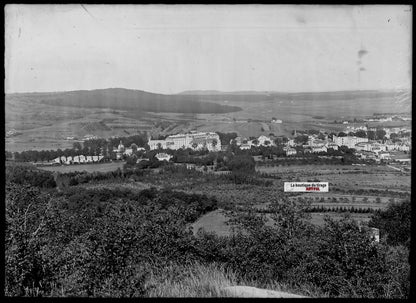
[155,153,173,162]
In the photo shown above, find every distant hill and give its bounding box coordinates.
[6,88,242,114]
[7,88,408,111]
[270,89,400,102]
[179,90,272,96]
[179,89,402,102]
[179,90,225,95]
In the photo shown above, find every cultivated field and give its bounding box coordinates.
[189,163,410,237]
[39,161,125,173]
[78,180,152,191]
[256,164,411,192]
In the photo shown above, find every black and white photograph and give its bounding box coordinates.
[5,4,412,298]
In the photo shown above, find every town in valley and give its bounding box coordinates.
[5,4,411,299]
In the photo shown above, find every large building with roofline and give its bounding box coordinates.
[148,131,221,151]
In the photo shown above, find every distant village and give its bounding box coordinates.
[224,127,410,162]
[334,112,411,124]
[35,121,411,167]
[7,110,410,168]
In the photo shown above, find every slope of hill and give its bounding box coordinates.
[270,89,400,102]
[6,88,243,114]
[177,89,406,104]
[179,90,273,96]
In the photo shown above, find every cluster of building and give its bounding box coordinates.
[364,114,410,122]
[135,153,172,163]
[344,125,368,132]
[51,155,105,165]
[282,146,297,156]
[134,128,411,162]
[288,135,338,156]
[231,130,411,159]
[113,141,145,160]
[343,125,411,137]
[353,140,410,161]
[155,153,173,162]
[148,131,221,152]
[231,133,335,156]
[293,133,410,160]
[271,118,283,123]
[83,134,99,141]
[332,135,368,149]
[231,135,275,150]
[339,114,411,124]
[365,117,393,122]
[48,124,410,165]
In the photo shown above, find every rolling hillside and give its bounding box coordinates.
[179,89,404,103]
[6,88,243,114]
[5,87,410,152]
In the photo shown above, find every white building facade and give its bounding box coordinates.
[333,135,368,149]
[257,135,274,146]
[148,132,221,152]
[155,153,173,161]
[283,147,297,156]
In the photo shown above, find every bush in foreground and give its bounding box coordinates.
[5,183,410,298]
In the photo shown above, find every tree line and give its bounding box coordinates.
[6,133,149,163]
[304,205,376,213]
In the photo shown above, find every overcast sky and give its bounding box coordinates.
[5,5,412,94]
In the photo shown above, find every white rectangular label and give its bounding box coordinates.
[284,182,329,192]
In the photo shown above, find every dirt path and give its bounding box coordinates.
[222,286,306,298]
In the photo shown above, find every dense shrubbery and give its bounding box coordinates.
[140,187,218,221]
[57,186,217,224]
[56,168,125,187]
[5,183,216,296]
[5,170,410,298]
[173,153,216,166]
[5,184,53,296]
[50,154,270,188]
[255,153,364,166]
[217,132,238,146]
[225,172,273,187]
[226,153,255,173]
[369,200,411,247]
[332,187,410,199]
[190,200,409,298]
[6,162,56,188]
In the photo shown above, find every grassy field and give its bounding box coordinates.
[146,261,239,297]
[191,208,374,238]
[182,183,284,209]
[5,98,155,152]
[78,180,153,191]
[257,164,411,193]
[191,209,234,237]
[146,261,314,297]
[39,161,125,173]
